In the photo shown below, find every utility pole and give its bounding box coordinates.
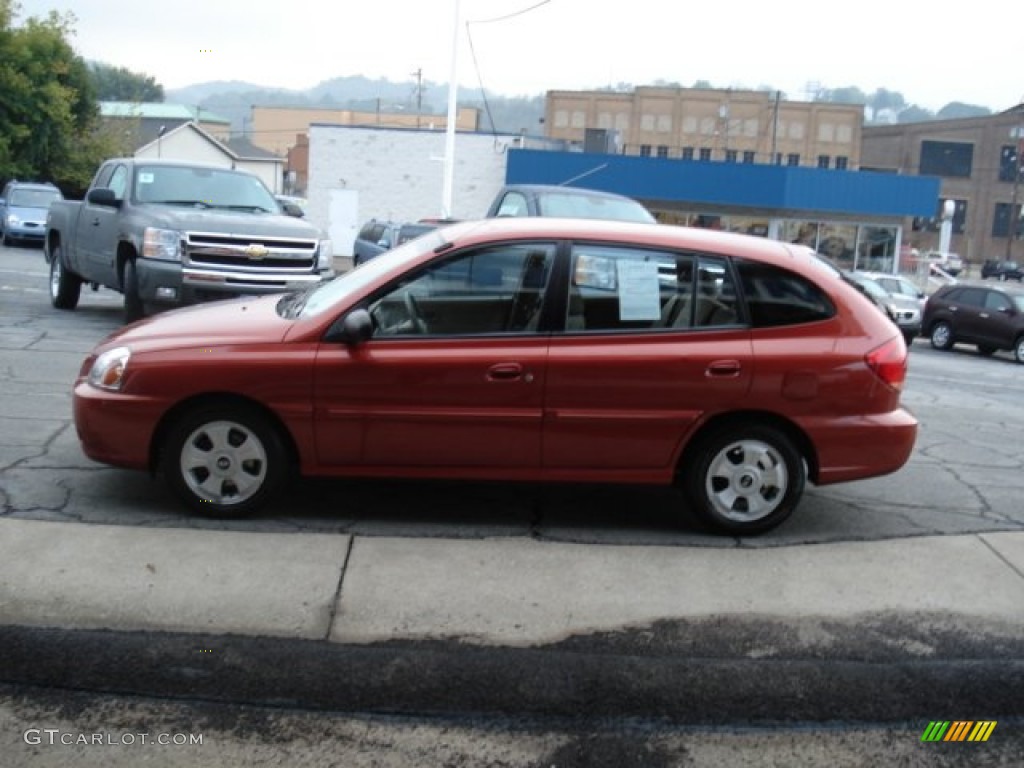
[411,68,423,128]
[1007,124,1024,261]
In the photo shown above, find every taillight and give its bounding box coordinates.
[865,337,908,391]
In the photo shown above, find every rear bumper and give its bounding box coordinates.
[800,408,918,485]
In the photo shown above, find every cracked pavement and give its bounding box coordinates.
[2,245,1023,546]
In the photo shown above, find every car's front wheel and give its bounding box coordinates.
[1015,336,1024,364]
[163,403,288,517]
[930,321,954,350]
[681,424,805,535]
[123,259,144,323]
[49,245,81,310]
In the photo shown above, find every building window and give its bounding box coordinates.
[614,113,629,132]
[999,144,1023,182]
[743,119,758,138]
[728,119,742,137]
[640,144,652,157]
[789,122,805,140]
[917,199,969,234]
[657,145,669,158]
[817,155,830,169]
[554,110,569,128]
[699,117,716,136]
[640,114,655,132]
[657,115,672,133]
[571,111,586,128]
[835,156,849,170]
[774,152,783,165]
[725,150,738,163]
[597,112,613,130]
[992,203,1024,237]
[836,125,853,143]
[818,123,835,142]
[743,150,755,164]
[919,140,973,178]
[682,116,698,134]
[682,146,695,161]
[699,148,712,161]
[787,153,800,166]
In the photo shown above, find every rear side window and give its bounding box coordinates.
[566,245,739,332]
[735,260,835,327]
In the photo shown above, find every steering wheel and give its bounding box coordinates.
[404,291,428,334]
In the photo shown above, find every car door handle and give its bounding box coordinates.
[979,312,989,319]
[486,363,532,382]
[91,218,101,226]
[706,360,742,377]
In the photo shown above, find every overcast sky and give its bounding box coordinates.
[13,0,1022,112]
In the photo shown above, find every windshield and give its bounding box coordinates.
[9,188,61,208]
[281,226,457,319]
[133,165,278,212]
[536,192,655,223]
[850,274,889,302]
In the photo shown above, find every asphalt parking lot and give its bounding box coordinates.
[2,242,1023,545]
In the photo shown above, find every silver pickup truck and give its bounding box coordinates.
[45,158,333,321]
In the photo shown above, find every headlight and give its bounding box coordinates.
[6,214,18,226]
[88,347,131,391]
[143,227,181,261]
[317,239,333,270]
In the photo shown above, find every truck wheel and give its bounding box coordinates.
[49,245,81,310]
[123,260,144,322]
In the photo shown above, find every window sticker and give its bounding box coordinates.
[617,260,661,321]
[138,172,155,184]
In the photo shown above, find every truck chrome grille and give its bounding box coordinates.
[183,231,318,273]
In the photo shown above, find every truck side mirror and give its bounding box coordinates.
[86,188,120,208]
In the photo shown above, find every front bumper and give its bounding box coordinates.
[136,259,333,305]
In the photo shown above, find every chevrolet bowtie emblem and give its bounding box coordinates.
[245,244,269,260]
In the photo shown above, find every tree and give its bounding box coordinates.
[89,61,163,102]
[897,105,934,123]
[0,1,108,191]
[936,102,991,120]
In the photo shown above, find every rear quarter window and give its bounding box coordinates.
[735,260,836,327]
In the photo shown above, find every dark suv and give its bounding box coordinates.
[981,259,1024,281]
[922,284,1024,362]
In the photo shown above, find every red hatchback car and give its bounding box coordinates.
[73,218,917,534]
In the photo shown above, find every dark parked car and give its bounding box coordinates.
[922,283,1024,362]
[73,219,916,535]
[1,180,63,246]
[981,259,1024,281]
[353,220,439,266]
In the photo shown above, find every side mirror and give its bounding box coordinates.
[86,188,120,208]
[337,308,373,345]
[281,201,304,218]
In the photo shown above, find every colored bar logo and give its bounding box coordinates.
[921,721,997,742]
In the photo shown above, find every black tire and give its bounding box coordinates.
[1015,336,1024,365]
[123,259,144,322]
[929,321,954,350]
[49,244,81,310]
[681,423,805,535]
[162,403,288,517]
[977,345,997,357]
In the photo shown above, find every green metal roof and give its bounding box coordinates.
[99,101,231,124]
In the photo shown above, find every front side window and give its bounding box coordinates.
[368,243,556,337]
[566,246,739,332]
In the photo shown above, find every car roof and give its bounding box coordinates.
[500,183,639,201]
[5,181,59,190]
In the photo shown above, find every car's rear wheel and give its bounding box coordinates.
[977,345,997,357]
[163,404,288,517]
[930,321,954,350]
[1015,336,1024,364]
[49,245,81,310]
[681,424,805,535]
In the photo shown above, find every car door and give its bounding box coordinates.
[543,244,752,474]
[81,162,128,287]
[976,289,1017,347]
[952,287,991,343]
[313,241,557,469]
